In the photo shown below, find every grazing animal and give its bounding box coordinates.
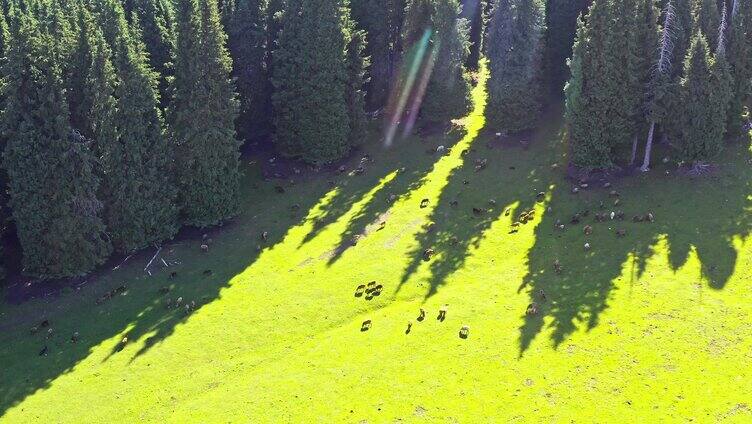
[39,345,48,356]
[609,190,620,197]
[355,285,366,297]
[418,308,426,321]
[613,199,621,206]
[473,207,484,216]
[40,320,50,328]
[538,289,547,301]
[450,200,459,207]
[616,211,625,220]
[463,180,469,185]
[361,320,372,332]
[571,187,580,194]
[274,185,285,194]
[406,321,412,334]
[583,225,593,235]
[200,244,209,252]
[159,286,170,295]
[71,332,79,343]
[261,231,269,241]
[438,305,448,321]
[570,213,581,224]
[459,325,470,339]
[633,215,644,222]
[584,242,591,251]
[646,212,655,222]
[169,271,177,279]
[599,201,605,210]
[203,269,213,276]
[118,337,128,351]
[378,221,386,231]
[423,249,435,261]
[526,303,538,316]
[616,229,627,237]
[30,326,39,335]
[367,281,376,289]
[420,198,430,208]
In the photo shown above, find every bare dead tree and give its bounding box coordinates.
[641,0,676,172]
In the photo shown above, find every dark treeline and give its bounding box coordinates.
[0,0,749,280]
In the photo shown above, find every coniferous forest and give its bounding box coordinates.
[0,0,751,420]
[0,0,747,279]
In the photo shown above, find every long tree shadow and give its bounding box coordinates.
[518,137,752,355]
[0,160,343,416]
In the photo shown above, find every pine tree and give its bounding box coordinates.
[272,0,354,164]
[402,0,471,124]
[486,0,546,133]
[170,0,241,226]
[677,32,725,164]
[1,12,110,277]
[227,0,271,141]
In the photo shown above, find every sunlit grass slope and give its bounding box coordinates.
[1,64,751,422]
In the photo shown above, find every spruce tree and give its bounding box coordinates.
[564,0,623,169]
[346,28,369,142]
[131,0,175,107]
[402,0,471,124]
[227,0,271,141]
[170,0,241,226]
[87,0,178,250]
[697,0,720,47]
[677,32,725,164]
[727,0,752,133]
[272,0,355,164]
[460,0,486,71]
[1,12,110,278]
[486,0,546,133]
[543,0,589,94]
[351,0,404,109]
[641,0,677,171]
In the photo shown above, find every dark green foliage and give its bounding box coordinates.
[543,0,589,95]
[486,0,546,133]
[130,0,175,107]
[351,0,404,109]
[227,0,272,141]
[346,28,369,142]
[272,0,355,164]
[727,0,752,133]
[677,32,727,162]
[565,0,624,169]
[1,13,110,277]
[170,0,241,226]
[461,0,486,70]
[697,0,721,47]
[402,0,471,124]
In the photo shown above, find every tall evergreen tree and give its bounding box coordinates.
[170,0,241,226]
[1,12,110,277]
[486,0,546,133]
[402,0,471,124]
[87,0,178,250]
[346,28,369,142]
[727,0,752,133]
[543,0,590,95]
[641,0,677,170]
[676,32,726,164]
[131,0,175,107]
[351,0,404,109]
[460,0,486,70]
[564,0,624,169]
[227,0,271,141]
[272,0,357,164]
[697,0,721,47]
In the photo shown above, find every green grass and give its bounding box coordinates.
[1,66,751,423]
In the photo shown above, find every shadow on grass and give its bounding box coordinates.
[518,135,752,355]
[0,163,338,416]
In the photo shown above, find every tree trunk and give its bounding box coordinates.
[640,121,655,172]
[630,133,639,165]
